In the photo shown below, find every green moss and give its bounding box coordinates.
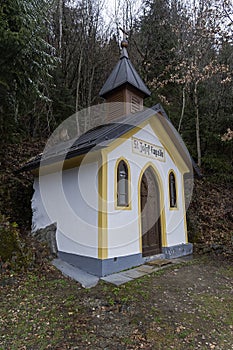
[0,214,21,262]
[0,214,34,271]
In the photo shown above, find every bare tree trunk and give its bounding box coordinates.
[75,49,83,136]
[58,0,63,56]
[194,81,201,167]
[178,86,186,132]
[85,66,95,131]
[14,102,19,124]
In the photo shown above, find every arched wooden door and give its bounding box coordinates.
[140,167,162,257]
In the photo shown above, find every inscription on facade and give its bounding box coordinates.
[132,137,165,162]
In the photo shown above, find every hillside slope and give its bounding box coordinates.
[188,179,233,259]
[0,140,232,263]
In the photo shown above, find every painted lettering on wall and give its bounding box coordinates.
[131,137,165,162]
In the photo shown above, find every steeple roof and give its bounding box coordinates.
[99,41,151,98]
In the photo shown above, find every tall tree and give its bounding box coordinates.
[50,0,119,134]
[0,0,57,141]
[136,0,232,168]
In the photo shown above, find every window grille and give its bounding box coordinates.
[169,171,177,208]
[117,160,129,207]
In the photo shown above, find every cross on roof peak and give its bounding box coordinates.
[119,27,129,50]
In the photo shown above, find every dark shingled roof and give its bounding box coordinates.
[17,104,202,178]
[99,47,151,98]
[17,108,155,173]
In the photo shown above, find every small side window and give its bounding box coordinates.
[117,160,129,207]
[169,171,177,208]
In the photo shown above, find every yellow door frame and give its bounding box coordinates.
[138,162,167,253]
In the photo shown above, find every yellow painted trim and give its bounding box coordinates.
[168,169,179,211]
[114,157,132,210]
[98,150,108,259]
[35,150,99,177]
[104,122,147,153]
[101,115,190,176]
[138,162,168,253]
[149,116,190,174]
[181,175,188,243]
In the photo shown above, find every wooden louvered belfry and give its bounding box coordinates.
[99,40,151,122]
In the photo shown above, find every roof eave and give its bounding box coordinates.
[99,82,151,99]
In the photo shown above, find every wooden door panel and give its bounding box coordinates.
[141,167,162,257]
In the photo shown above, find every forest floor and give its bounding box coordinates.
[1,141,233,349]
[0,255,232,350]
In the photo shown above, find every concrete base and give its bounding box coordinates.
[52,259,99,288]
[162,243,193,259]
[52,257,189,288]
[58,243,193,277]
[58,251,143,277]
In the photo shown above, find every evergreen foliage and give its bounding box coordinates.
[0,0,232,234]
[0,0,57,140]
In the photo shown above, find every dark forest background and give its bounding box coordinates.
[0,0,232,263]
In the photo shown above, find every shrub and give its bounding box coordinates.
[0,214,21,262]
[0,214,33,272]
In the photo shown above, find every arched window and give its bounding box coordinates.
[169,171,177,208]
[117,160,129,207]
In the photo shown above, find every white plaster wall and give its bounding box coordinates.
[32,178,52,231]
[107,123,187,258]
[32,122,188,260]
[163,168,186,246]
[32,162,99,258]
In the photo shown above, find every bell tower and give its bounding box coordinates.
[99,39,151,122]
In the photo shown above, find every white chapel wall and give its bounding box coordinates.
[32,162,99,258]
[32,177,52,231]
[106,123,187,258]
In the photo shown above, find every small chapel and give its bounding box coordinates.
[20,39,198,277]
